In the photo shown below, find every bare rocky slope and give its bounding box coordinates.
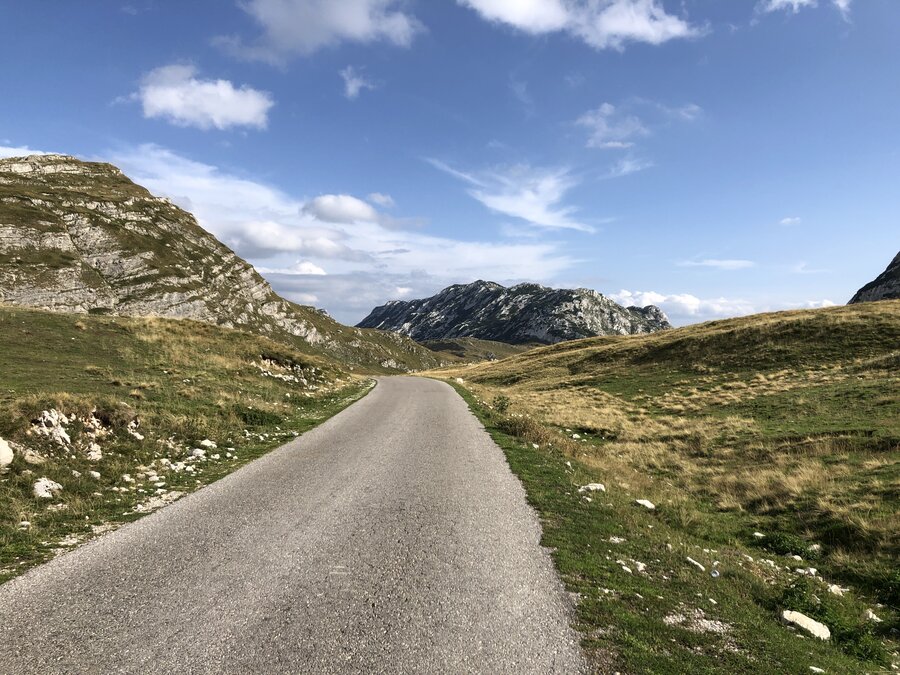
[358,280,671,345]
[849,251,900,304]
[0,154,439,372]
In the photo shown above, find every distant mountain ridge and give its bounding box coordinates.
[357,280,671,345]
[0,154,439,372]
[849,251,900,304]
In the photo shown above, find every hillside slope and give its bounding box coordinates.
[850,251,900,303]
[358,280,670,345]
[432,301,900,672]
[420,336,533,362]
[0,154,439,373]
[0,304,371,583]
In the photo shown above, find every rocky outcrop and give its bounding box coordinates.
[357,280,671,345]
[0,154,439,372]
[849,251,900,304]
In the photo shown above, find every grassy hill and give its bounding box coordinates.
[421,336,534,362]
[0,305,373,583]
[431,301,899,673]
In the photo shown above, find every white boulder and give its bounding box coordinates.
[33,477,63,499]
[635,499,656,510]
[579,483,606,493]
[86,443,102,461]
[0,437,14,469]
[199,439,217,449]
[782,610,830,640]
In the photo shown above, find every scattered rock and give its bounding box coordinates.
[88,471,101,479]
[864,609,882,623]
[753,531,765,539]
[71,470,81,477]
[809,667,825,674]
[199,439,217,449]
[86,442,103,461]
[32,410,71,446]
[24,449,47,465]
[454,377,464,384]
[635,499,656,510]
[796,567,817,577]
[609,536,626,544]
[121,474,135,483]
[0,436,14,469]
[782,610,830,640]
[826,584,845,597]
[33,477,63,499]
[686,557,706,572]
[579,483,606,493]
[191,448,205,458]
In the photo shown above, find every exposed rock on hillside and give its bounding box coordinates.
[0,154,438,372]
[849,251,900,304]
[357,280,671,345]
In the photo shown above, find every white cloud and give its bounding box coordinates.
[577,103,648,149]
[302,194,379,223]
[218,0,422,63]
[459,0,703,51]
[0,144,53,159]
[133,64,274,130]
[102,144,575,324]
[367,192,395,208]
[679,258,756,270]
[610,289,757,325]
[779,216,802,226]
[759,0,851,15]
[340,66,376,99]
[429,160,593,232]
[606,156,654,178]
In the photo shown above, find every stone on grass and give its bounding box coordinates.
[579,483,606,493]
[782,610,830,640]
[864,609,882,623]
[34,477,63,499]
[199,439,217,449]
[191,448,205,458]
[24,449,46,465]
[686,557,706,572]
[809,668,825,674]
[635,499,656,510]
[86,443,102,461]
[0,436,14,469]
[88,471,101,479]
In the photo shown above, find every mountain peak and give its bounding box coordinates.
[357,281,670,345]
[849,251,900,304]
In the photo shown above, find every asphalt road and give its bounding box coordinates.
[0,377,585,674]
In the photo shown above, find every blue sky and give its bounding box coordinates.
[1,0,897,325]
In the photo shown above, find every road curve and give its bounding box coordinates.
[0,377,585,674]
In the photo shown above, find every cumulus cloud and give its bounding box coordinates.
[217,0,422,63]
[0,144,53,159]
[132,64,274,130]
[340,66,376,99]
[679,258,756,270]
[610,289,757,325]
[459,0,703,51]
[102,144,575,324]
[428,160,593,232]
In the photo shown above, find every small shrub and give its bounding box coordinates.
[492,395,511,415]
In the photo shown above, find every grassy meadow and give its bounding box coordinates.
[431,301,899,673]
[0,305,372,583]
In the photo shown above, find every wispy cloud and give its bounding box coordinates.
[216,0,422,64]
[679,258,756,270]
[757,0,852,17]
[458,0,704,51]
[428,160,594,232]
[340,66,377,99]
[128,64,274,130]
[576,103,647,149]
[779,216,802,226]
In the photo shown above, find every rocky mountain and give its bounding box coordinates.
[357,280,671,345]
[0,154,439,372]
[849,251,900,304]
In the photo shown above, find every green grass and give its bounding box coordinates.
[0,305,373,583]
[432,302,899,672]
[421,337,535,363]
[452,383,895,674]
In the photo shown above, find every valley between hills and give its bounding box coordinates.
[0,153,897,673]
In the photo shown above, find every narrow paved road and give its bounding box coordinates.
[0,377,584,674]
